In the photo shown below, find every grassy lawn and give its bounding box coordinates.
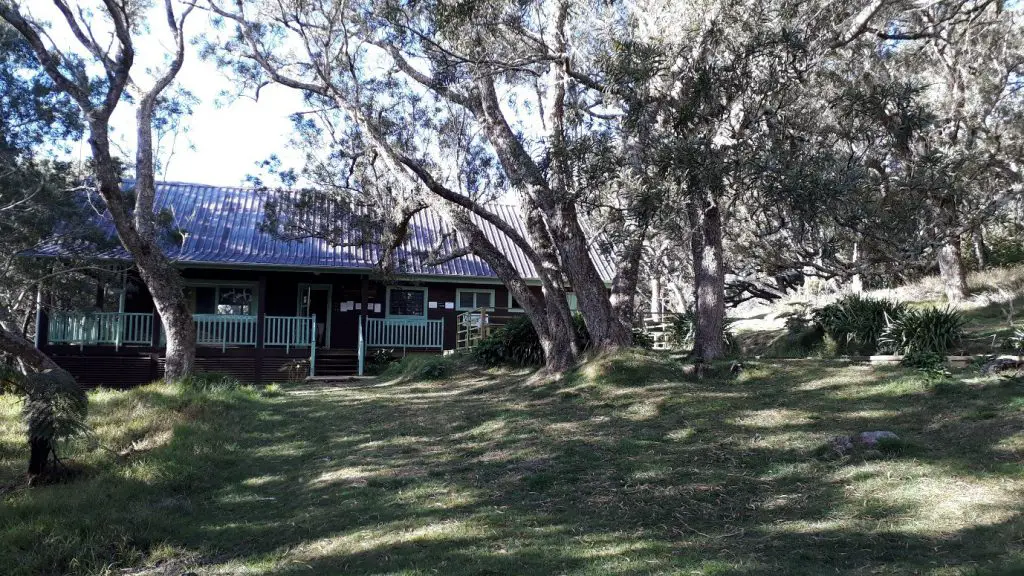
[2,353,1023,575]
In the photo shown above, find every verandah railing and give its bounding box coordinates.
[264,315,314,352]
[49,311,154,349]
[49,312,317,353]
[365,317,444,349]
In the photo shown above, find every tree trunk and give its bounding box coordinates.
[441,204,579,374]
[27,437,52,479]
[0,323,60,372]
[938,236,967,302]
[972,228,987,270]
[850,242,864,293]
[688,194,726,360]
[547,197,633,352]
[87,121,197,382]
[537,304,578,374]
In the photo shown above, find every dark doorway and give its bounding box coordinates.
[298,284,331,348]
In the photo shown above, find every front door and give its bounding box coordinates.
[298,284,331,348]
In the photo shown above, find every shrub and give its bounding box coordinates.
[382,355,454,381]
[631,328,655,350]
[472,314,597,367]
[879,306,965,361]
[667,308,736,351]
[366,348,398,375]
[812,295,907,355]
[1009,325,1024,355]
[986,233,1024,267]
[473,316,544,366]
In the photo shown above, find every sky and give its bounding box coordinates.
[38,2,308,187]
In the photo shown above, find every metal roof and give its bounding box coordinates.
[35,181,616,282]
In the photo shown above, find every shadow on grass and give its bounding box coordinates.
[2,358,1023,575]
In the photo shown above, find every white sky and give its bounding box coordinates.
[36,2,307,187]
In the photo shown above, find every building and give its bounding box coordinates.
[33,181,612,386]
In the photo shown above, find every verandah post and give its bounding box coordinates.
[255,274,266,383]
[309,313,316,378]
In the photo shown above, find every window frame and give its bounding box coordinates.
[385,286,429,319]
[455,288,496,311]
[507,292,524,312]
[185,281,259,316]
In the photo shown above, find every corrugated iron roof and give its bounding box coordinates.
[35,181,616,282]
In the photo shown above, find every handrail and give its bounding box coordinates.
[365,317,444,349]
[49,312,153,349]
[264,315,315,352]
[639,313,676,350]
[192,314,258,351]
[309,313,317,378]
[49,311,321,352]
[357,317,365,376]
[455,308,517,351]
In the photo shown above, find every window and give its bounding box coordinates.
[217,287,253,315]
[186,285,254,315]
[456,288,495,311]
[508,292,524,312]
[387,287,427,318]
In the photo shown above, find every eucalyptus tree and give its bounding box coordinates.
[850,0,1024,301]
[207,0,655,371]
[568,0,914,357]
[0,0,199,379]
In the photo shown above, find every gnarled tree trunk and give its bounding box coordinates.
[688,192,726,360]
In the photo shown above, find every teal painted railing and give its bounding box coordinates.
[193,314,257,351]
[309,314,317,378]
[357,317,365,376]
[365,318,444,349]
[49,312,153,349]
[264,315,315,352]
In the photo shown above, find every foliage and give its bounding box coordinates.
[0,366,88,475]
[812,295,907,355]
[366,348,399,375]
[179,372,243,393]
[1007,325,1024,356]
[472,313,635,368]
[631,328,655,350]
[667,309,736,351]
[879,306,965,361]
[382,355,455,381]
[20,369,88,449]
[986,234,1024,268]
[473,316,545,367]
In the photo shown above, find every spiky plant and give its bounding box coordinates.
[879,306,966,359]
[812,295,907,355]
